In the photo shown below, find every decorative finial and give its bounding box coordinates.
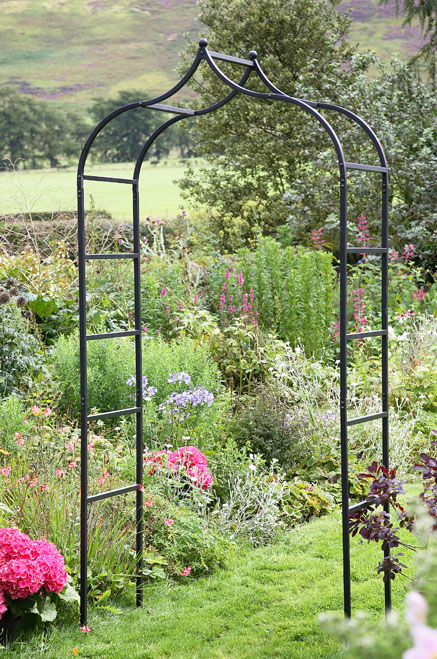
[199,38,208,48]
[248,50,258,60]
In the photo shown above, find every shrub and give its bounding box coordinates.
[51,331,135,419]
[232,380,314,469]
[143,493,232,577]
[0,302,46,397]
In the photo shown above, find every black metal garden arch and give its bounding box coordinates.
[77,37,390,627]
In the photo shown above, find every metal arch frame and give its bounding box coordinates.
[77,37,389,626]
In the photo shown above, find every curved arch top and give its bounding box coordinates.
[77,37,389,181]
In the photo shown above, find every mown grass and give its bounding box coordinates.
[2,508,416,658]
[0,161,199,219]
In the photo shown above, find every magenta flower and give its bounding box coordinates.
[180,566,191,576]
[161,288,167,297]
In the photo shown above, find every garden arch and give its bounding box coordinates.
[77,38,390,626]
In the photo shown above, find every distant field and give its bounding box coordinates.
[0,161,197,219]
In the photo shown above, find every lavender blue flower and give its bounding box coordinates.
[168,371,191,385]
[158,385,214,423]
[126,375,157,401]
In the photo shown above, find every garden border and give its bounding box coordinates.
[77,37,390,626]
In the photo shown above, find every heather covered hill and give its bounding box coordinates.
[0,0,425,109]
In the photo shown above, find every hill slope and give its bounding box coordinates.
[0,0,424,109]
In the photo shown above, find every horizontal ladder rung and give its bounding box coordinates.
[347,247,388,254]
[347,412,388,427]
[88,484,140,504]
[348,497,382,515]
[347,330,387,340]
[345,162,388,173]
[86,330,139,341]
[85,253,139,260]
[208,51,255,67]
[145,103,195,116]
[87,406,141,421]
[83,175,138,185]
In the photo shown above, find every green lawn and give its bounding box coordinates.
[0,161,196,220]
[3,510,414,658]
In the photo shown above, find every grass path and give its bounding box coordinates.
[4,511,412,658]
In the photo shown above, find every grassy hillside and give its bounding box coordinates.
[0,0,425,111]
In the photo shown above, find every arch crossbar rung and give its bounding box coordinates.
[348,497,383,515]
[83,175,138,184]
[346,330,387,340]
[146,103,195,115]
[87,407,141,421]
[345,162,388,173]
[347,247,387,254]
[347,412,388,427]
[85,253,139,260]
[208,51,255,67]
[88,484,140,504]
[86,330,140,341]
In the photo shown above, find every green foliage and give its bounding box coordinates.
[178,0,358,247]
[231,380,314,469]
[282,479,334,526]
[207,239,335,358]
[0,395,27,452]
[51,332,135,418]
[143,493,232,577]
[0,301,46,397]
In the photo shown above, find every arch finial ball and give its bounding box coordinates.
[199,38,208,48]
[248,50,258,60]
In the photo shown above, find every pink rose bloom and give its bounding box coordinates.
[0,559,44,599]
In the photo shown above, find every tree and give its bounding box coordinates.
[89,91,175,164]
[179,0,436,266]
[178,0,362,250]
[0,88,88,169]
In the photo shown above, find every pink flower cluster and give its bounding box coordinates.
[0,528,67,614]
[352,288,366,334]
[311,227,325,248]
[357,214,370,248]
[144,445,213,490]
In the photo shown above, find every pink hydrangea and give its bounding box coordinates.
[30,539,67,592]
[0,588,7,620]
[173,446,208,468]
[0,559,44,599]
[0,528,34,566]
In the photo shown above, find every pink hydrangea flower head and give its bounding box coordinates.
[0,559,44,599]
[0,528,33,566]
[174,446,208,468]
